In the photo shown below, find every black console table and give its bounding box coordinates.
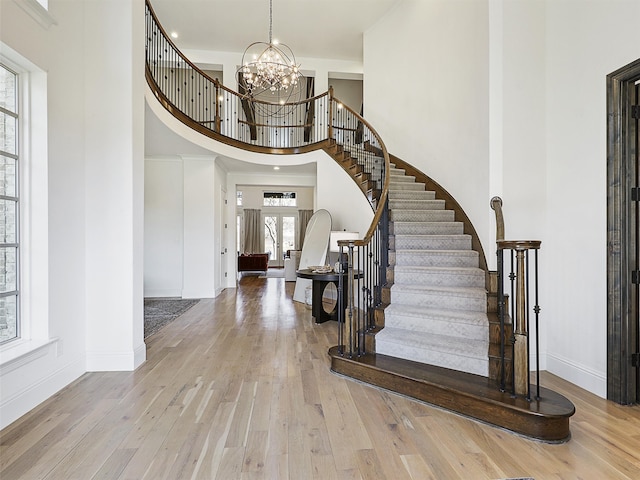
[296,268,361,323]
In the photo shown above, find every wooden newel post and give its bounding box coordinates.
[497,240,541,398]
[338,239,356,357]
[513,248,528,396]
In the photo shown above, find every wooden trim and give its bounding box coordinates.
[607,57,640,404]
[329,348,575,442]
[497,240,541,251]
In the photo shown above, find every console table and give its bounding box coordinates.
[296,268,361,323]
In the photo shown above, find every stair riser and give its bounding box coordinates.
[388,182,426,191]
[394,269,484,288]
[394,251,479,268]
[393,235,472,250]
[388,190,436,200]
[391,288,486,312]
[384,314,488,339]
[388,174,416,183]
[391,222,464,235]
[390,200,445,210]
[390,210,454,222]
[375,341,489,377]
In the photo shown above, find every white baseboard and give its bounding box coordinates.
[0,354,85,430]
[144,288,182,298]
[86,343,146,372]
[546,352,607,398]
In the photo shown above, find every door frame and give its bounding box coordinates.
[607,58,640,404]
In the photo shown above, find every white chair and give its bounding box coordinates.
[284,250,301,281]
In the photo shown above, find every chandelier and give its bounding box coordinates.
[239,0,301,97]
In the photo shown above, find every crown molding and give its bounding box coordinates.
[14,0,57,30]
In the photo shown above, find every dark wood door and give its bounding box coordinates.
[607,60,640,405]
[636,82,640,401]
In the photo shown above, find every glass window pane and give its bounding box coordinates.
[0,66,17,113]
[0,155,17,197]
[0,247,17,293]
[264,216,277,260]
[0,294,18,343]
[0,200,17,243]
[282,216,296,251]
[0,111,17,155]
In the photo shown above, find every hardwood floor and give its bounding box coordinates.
[2,275,640,479]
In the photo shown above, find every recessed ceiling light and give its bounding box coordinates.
[274,166,280,170]
[171,31,178,39]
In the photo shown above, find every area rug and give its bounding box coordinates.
[144,297,199,338]
[259,268,285,278]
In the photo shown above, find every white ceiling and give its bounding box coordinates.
[149,0,400,62]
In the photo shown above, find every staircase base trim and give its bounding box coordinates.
[328,347,574,443]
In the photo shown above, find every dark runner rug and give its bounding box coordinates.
[144,297,199,338]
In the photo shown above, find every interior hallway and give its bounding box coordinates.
[1,276,639,479]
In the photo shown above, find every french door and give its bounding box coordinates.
[263,214,296,267]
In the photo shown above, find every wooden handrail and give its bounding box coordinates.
[329,94,390,247]
[491,196,505,242]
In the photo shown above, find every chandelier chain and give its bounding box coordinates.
[269,0,273,43]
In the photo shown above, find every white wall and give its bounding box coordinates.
[182,157,218,298]
[364,0,491,257]
[84,0,145,372]
[144,158,184,297]
[542,0,640,396]
[0,0,145,428]
[316,160,373,236]
[144,155,228,299]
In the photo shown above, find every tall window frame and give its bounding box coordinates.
[0,63,19,344]
[0,45,49,356]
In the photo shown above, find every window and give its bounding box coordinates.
[236,189,242,206]
[263,191,296,207]
[0,64,19,344]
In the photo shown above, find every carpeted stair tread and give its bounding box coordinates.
[388,181,426,191]
[390,209,455,222]
[389,173,417,182]
[390,283,486,312]
[388,190,436,200]
[393,234,472,250]
[394,249,480,268]
[392,221,464,235]
[389,199,446,210]
[384,304,488,336]
[394,265,485,287]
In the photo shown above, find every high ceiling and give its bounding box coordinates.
[148,0,400,62]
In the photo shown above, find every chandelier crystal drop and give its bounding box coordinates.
[239,0,301,97]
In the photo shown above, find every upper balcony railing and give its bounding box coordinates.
[145,0,390,358]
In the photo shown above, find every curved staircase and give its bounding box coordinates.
[377,163,489,377]
[144,0,575,443]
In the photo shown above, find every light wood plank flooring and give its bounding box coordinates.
[2,275,640,479]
